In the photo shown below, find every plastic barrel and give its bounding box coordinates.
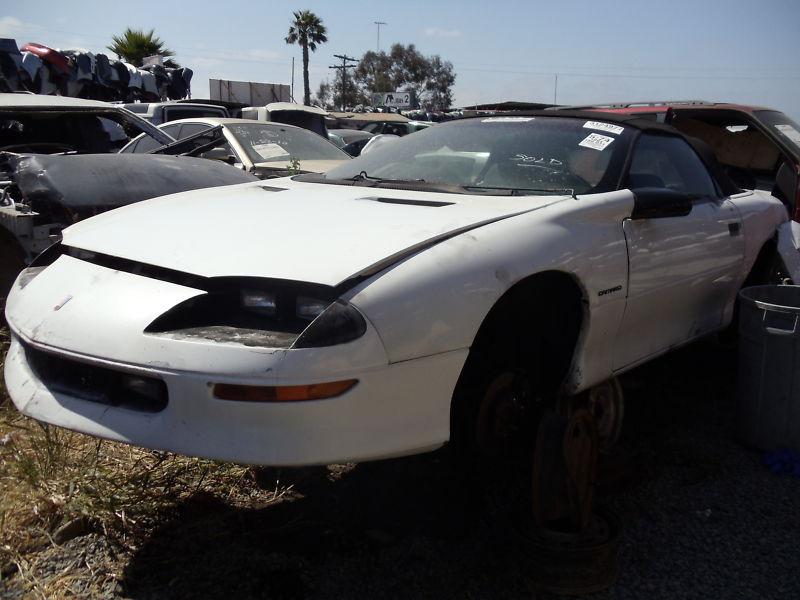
[738,285,800,451]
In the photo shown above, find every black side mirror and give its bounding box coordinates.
[631,187,693,219]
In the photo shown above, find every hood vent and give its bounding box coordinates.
[364,196,454,208]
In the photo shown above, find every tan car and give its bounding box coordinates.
[121,117,351,178]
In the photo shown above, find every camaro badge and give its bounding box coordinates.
[598,285,622,297]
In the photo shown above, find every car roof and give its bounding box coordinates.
[158,117,310,132]
[264,102,328,116]
[463,109,684,134]
[562,101,774,114]
[0,93,122,109]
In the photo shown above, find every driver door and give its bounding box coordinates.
[612,133,744,370]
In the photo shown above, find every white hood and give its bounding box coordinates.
[62,180,566,287]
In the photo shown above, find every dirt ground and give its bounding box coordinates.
[1,326,799,599]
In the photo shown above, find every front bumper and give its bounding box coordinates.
[5,326,466,466]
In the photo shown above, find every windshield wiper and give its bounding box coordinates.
[344,171,426,185]
[462,185,576,198]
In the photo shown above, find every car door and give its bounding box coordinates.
[612,133,744,370]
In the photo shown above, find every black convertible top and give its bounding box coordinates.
[462,109,741,196]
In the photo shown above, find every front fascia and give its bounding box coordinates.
[349,189,635,394]
[5,254,389,380]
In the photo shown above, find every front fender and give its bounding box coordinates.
[347,190,634,393]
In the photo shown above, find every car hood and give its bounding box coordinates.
[61,180,567,287]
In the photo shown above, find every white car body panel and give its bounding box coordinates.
[4,333,465,465]
[777,220,800,283]
[60,180,567,285]
[612,198,744,369]
[3,173,790,464]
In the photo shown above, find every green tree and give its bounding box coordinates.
[107,28,178,68]
[313,80,332,109]
[353,44,456,111]
[285,10,328,106]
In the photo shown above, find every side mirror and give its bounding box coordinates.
[200,147,236,164]
[631,187,693,220]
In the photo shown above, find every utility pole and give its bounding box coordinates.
[553,73,558,105]
[291,57,295,102]
[329,54,358,111]
[374,21,387,52]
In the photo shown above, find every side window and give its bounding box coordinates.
[134,124,180,153]
[383,123,406,136]
[119,137,139,153]
[627,134,718,197]
[178,123,212,139]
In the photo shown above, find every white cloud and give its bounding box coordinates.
[187,56,226,70]
[245,48,281,61]
[0,16,28,38]
[424,27,462,39]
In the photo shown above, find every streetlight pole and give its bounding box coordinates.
[374,21,387,52]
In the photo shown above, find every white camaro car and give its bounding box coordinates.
[4,112,795,466]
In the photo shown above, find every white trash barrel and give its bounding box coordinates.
[738,285,800,451]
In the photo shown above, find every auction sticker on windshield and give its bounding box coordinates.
[253,143,290,160]
[579,133,615,151]
[583,121,624,136]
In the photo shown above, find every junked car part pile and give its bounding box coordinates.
[0,38,193,101]
[0,152,257,305]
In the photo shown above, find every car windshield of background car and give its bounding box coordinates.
[226,123,348,164]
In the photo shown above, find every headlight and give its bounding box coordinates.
[293,300,367,348]
[241,289,277,316]
[296,296,330,320]
[147,282,366,349]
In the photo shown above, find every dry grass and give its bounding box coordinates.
[0,326,291,598]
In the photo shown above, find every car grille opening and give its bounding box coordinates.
[23,343,168,413]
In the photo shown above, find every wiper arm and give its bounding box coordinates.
[344,171,426,185]
[462,185,575,198]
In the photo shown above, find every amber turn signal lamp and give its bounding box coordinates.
[213,379,358,402]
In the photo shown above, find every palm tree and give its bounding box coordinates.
[108,28,178,68]
[285,10,327,106]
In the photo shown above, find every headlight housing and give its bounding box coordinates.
[293,300,367,348]
[147,282,366,349]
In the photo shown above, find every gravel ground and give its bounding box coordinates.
[2,338,799,599]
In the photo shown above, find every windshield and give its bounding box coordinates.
[1,108,171,154]
[225,123,347,164]
[755,110,800,156]
[320,116,633,195]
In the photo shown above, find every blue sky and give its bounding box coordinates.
[2,0,799,119]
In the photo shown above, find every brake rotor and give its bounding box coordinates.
[475,370,537,456]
